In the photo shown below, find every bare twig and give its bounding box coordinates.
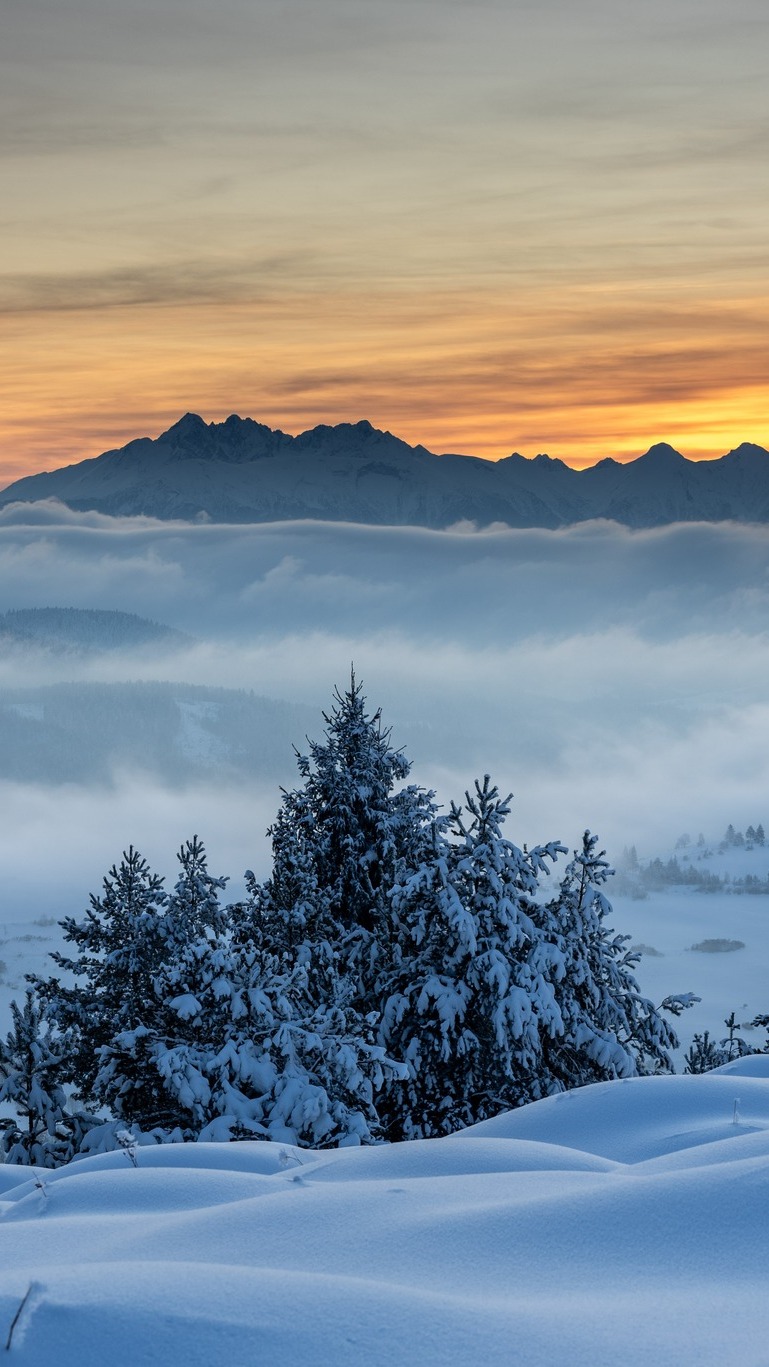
[5,1284,32,1351]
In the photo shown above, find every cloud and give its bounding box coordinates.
[2,509,769,641]
[0,512,768,879]
[0,255,314,316]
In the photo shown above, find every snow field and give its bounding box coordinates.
[2,1062,769,1366]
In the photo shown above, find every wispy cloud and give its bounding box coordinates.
[0,255,314,315]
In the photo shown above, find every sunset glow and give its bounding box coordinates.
[3,0,767,484]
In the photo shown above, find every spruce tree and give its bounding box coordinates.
[241,673,432,1141]
[537,833,693,1087]
[149,837,233,1135]
[380,778,565,1139]
[34,846,168,1127]
[254,671,436,1001]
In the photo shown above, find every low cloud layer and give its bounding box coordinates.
[1,507,768,935]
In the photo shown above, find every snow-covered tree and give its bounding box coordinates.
[0,989,91,1166]
[34,846,168,1127]
[142,836,235,1135]
[536,833,691,1089]
[233,673,435,1141]
[380,778,565,1139]
[253,671,437,1001]
[9,678,699,1161]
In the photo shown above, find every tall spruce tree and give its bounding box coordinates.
[254,671,437,999]
[239,672,432,1140]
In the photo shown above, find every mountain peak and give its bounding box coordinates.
[636,442,686,466]
[723,441,769,461]
[162,413,209,440]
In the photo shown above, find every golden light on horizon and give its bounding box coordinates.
[1,281,767,485]
[2,1,768,487]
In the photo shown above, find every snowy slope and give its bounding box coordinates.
[1,1062,769,1365]
[1,415,768,528]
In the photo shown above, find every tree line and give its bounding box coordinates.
[0,677,695,1166]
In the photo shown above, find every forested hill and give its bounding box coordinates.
[0,607,191,653]
[2,414,768,528]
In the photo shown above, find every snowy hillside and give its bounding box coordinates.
[1,414,768,527]
[1,1062,768,1366]
[0,681,316,784]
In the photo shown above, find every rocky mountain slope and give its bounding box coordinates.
[1,413,768,527]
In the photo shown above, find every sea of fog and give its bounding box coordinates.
[1,501,769,1050]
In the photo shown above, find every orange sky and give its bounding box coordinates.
[2,0,767,485]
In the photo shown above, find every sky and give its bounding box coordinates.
[2,0,768,484]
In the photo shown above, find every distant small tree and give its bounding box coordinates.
[684,1030,724,1074]
[684,1013,760,1073]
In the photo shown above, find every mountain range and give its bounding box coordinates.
[2,413,768,527]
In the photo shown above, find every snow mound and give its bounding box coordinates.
[458,1072,769,1163]
[2,1070,769,1365]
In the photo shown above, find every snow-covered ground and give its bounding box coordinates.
[1,1060,768,1365]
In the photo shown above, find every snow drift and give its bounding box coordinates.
[1,1059,768,1366]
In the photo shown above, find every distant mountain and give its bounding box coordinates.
[0,608,191,655]
[1,415,768,528]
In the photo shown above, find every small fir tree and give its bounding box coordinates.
[0,989,88,1166]
[536,833,691,1089]
[148,837,233,1135]
[34,846,168,1127]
